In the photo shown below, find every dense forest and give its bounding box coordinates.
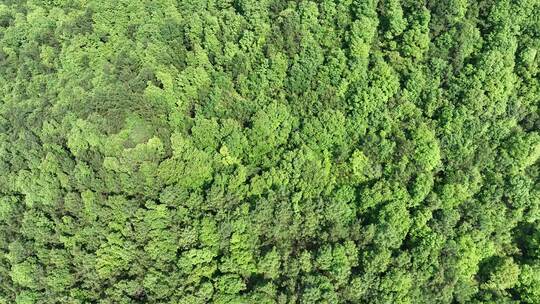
[0,0,539,303]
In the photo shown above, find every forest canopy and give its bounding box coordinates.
[0,0,539,303]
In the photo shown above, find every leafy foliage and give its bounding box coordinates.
[0,0,538,303]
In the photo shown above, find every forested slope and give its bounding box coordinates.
[0,0,539,303]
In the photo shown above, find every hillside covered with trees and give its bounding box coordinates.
[0,0,539,303]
